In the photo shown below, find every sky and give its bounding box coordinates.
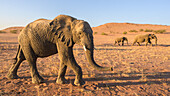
[0,0,170,30]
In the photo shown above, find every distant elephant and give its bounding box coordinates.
[114,37,128,46]
[132,34,157,46]
[7,15,113,86]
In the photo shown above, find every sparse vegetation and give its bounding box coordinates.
[10,30,17,34]
[144,29,153,32]
[94,32,98,35]
[110,31,119,34]
[0,30,6,33]
[110,31,113,33]
[129,30,138,32]
[123,31,127,34]
[101,32,108,35]
[153,29,166,34]
[139,29,144,32]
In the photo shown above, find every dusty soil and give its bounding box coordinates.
[0,23,170,96]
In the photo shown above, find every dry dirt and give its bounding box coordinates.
[0,23,170,96]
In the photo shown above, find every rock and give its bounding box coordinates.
[5,81,11,84]
[129,62,134,64]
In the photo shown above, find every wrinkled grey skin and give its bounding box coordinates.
[132,34,157,46]
[114,37,128,46]
[7,15,113,86]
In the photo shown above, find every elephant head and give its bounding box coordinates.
[148,34,157,46]
[50,15,113,71]
[123,37,128,45]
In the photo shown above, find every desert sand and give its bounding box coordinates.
[0,23,169,95]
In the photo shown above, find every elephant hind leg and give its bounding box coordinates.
[118,41,121,46]
[132,41,136,46]
[114,41,117,45]
[137,42,141,46]
[122,41,124,46]
[7,45,25,79]
[21,45,44,84]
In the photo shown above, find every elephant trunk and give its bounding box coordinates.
[83,45,113,71]
[155,37,157,46]
[126,40,128,45]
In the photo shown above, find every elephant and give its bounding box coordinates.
[132,34,157,46]
[114,37,128,46]
[7,15,113,86]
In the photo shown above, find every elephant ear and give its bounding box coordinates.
[148,34,153,39]
[49,15,76,47]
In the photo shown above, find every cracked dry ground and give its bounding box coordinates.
[0,33,169,96]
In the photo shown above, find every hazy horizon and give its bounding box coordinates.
[0,0,170,30]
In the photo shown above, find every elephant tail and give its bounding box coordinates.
[13,45,21,64]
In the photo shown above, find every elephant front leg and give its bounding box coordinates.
[148,40,153,46]
[56,64,68,84]
[68,62,85,86]
[7,49,25,79]
[57,43,85,86]
[67,50,85,86]
[122,41,124,46]
[114,41,117,45]
[137,42,141,46]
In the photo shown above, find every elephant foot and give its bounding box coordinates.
[7,72,18,79]
[56,77,68,84]
[32,75,44,84]
[74,79,85,86]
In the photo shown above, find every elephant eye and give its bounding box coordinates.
[78,32,82,35]
[77,32,82,39]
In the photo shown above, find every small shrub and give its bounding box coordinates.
[129,30,138,32]
[144,29,153,32]
[101,32,108,35]
[0,30,6,33]
[139,29,144,31]
[10,30,17,34]
[123,31,127,34]
[154,29,166,34]
[94,32,98,35]
[110,31,119,34]
[110,31,114,33]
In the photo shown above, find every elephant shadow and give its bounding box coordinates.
[96,44,131,47]
[16,72,169,87]
[73,47,132,51]
[158,44,170,47]
[33,72,169,86]
[96,43,133,47]
[83,72,170,87]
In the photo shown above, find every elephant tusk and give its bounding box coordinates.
[83,46,87,51]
